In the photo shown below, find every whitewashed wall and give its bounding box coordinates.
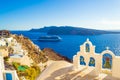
[73,38,120,79]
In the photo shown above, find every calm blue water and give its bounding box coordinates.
[11,31,120,60]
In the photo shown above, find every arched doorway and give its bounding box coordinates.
[80,56,86,65]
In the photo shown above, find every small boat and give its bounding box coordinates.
[38,36,61,42]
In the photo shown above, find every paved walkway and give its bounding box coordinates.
[36,61,120,80]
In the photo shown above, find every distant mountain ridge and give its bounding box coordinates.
[29,26,120,35]
[30,26,56,32]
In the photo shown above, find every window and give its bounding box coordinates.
[80,56,86,65]
[6,73,12,80]
[86,43,90,52]
[102,53,112,69]
[89,57,95,67]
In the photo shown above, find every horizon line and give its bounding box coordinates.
[1,26,120,31]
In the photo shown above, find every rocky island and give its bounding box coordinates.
[30,26,120,35]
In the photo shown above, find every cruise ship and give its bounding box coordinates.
[38,36,61,42]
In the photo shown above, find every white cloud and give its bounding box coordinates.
[101,19,120,25]
[79,18,120,30]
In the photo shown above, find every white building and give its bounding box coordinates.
[73,38,120,79]
[0,52,19,80]
[0,38,6,46]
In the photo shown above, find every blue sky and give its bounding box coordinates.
[0,0,120,30]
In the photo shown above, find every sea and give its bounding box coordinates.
[11,31,120,60]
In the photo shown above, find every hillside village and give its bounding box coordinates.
[0,30,71,80]
[0,30,46,80]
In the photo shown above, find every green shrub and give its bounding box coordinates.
[15,64,41,80]
[12,62,20,70]
[4,57,9,61]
